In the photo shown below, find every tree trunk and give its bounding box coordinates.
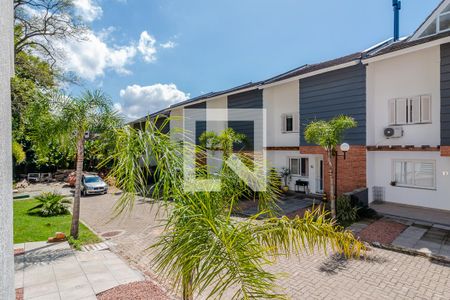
[327,149,336,218]
[182,273,194,300]
[70,135,85,239]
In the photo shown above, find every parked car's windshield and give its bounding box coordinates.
[84,176,101,183]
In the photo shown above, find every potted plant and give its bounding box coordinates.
[280,167,291,192]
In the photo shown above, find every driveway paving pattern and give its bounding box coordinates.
[80,193,450,300]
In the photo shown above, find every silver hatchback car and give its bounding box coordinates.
[81,175,108,196]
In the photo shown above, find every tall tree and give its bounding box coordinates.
[13,0,86,67]
[304,115,357,218]
[28,90,122,238]
[106,119,364,300]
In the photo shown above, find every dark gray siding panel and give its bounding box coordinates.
[228,121,254,151]
[441,43,450,145]
[227,89,263,109]
[299,64,366,145]
[227,89,262,150]
[154,116,170,134]
[185,102,206,145]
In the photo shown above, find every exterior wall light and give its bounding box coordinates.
[340,143,350,159]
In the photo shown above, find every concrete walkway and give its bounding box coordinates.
[371,202,450,226]
[14,241,143,300]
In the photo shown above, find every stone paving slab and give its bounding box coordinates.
[15,241,144,300]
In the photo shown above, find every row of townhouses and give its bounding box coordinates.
[131,1,450,213]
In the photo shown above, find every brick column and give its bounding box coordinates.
[441,146,450,157]
[299,145,367,196]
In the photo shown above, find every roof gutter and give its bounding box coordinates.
[258,60,360,89]
[362,36,450,64]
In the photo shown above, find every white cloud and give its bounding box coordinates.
[59,30,136,80]
[160,41,177,49]
[73,0,103,22]
[116,83,189,120]
[138,31,157,63]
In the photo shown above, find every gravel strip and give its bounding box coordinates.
[96,281,169,300]
[358,219,408,244]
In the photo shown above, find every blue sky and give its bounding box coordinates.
[65,0,441,120]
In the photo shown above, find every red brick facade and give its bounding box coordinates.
[299,145,367,196]
[441,146,450,157]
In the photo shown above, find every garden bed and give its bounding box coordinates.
[97,281,169,300]
[357,218,408,244]
[13,199,100,245]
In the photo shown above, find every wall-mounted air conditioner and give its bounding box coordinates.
[384,126,403,139]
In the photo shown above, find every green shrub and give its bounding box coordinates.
[68,236,82,250]
[336,195,359,227]
[28,192,71,217]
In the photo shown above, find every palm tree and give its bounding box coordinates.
[28,90,122,238]
[106,119,364,300]
[304,115,357,218]
[199,128,247,159]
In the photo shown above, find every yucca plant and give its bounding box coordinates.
[105,118,365,300]
[28,192,71,217]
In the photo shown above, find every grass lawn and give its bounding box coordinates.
[14,199,101,245]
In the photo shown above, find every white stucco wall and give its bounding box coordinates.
[365,45,450,211]
[169,107,184,141]
[367,151,450,211]
[263,81,299,147]
[366,46,441,146]
[206,96,228,172]
[267,150,322,193]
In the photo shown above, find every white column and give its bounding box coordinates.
[0,0,15,298]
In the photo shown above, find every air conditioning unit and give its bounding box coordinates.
[384,126,403,138]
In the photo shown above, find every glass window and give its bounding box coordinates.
[290,158,308,177]
[420,19,437,38]
[388,95,432,125]
[290,158,300,175]
[440,12,450,32]
[300,158,309,177]
[393,160,435,189]
[285,115,293,132]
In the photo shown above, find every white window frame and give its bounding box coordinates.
[437,11,450,34]
[391,159,436,190]
[289,157,309,177]
[419,8,450,38]
[281,112,299,133]
[388,95,432,125]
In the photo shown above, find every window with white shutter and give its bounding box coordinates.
[396,98,407,124]
[388,99,396,125]
[393,160,435,189]
[420,95,432,123]
[388,95,432,125]
[281,114,287,133]
[410,96,421,123]
[281,113,299,133]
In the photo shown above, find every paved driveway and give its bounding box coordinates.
[80,193,450,300]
